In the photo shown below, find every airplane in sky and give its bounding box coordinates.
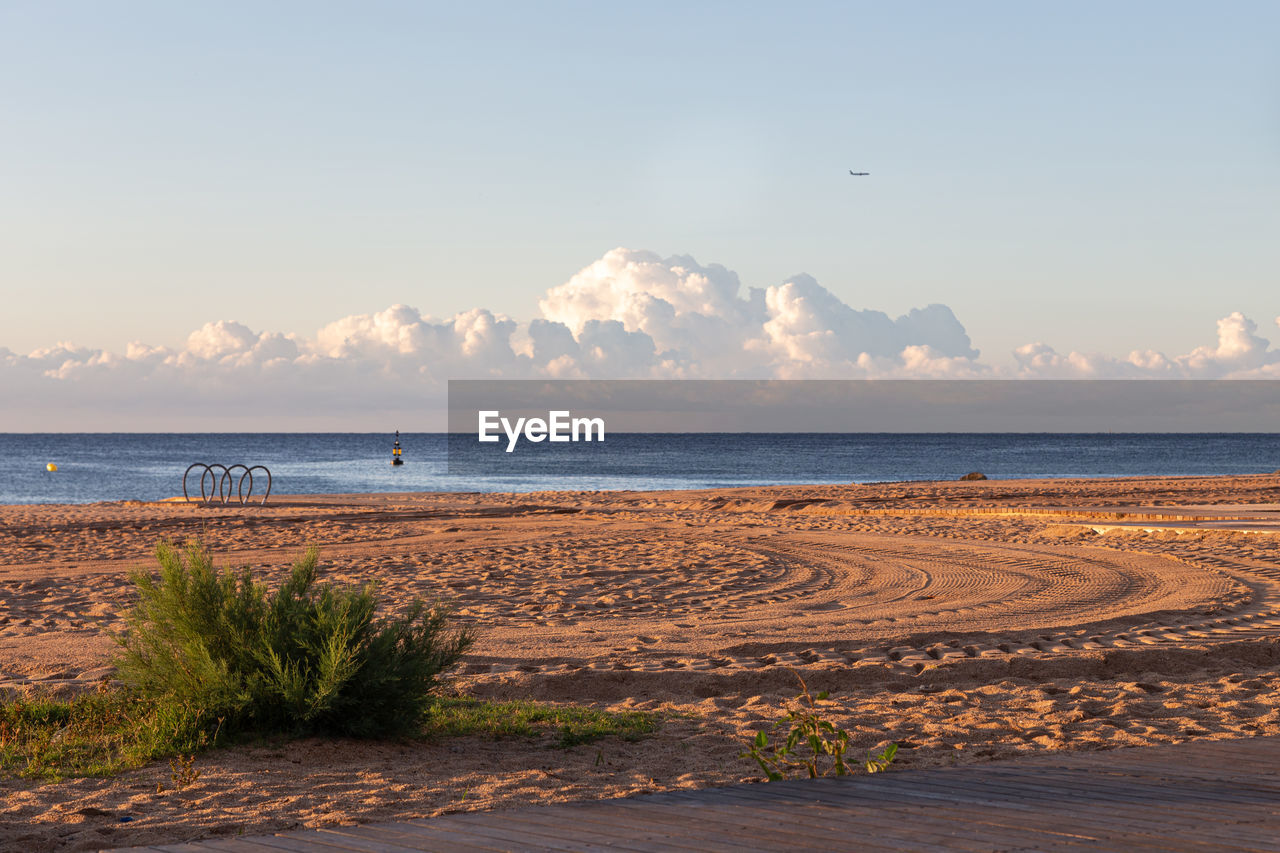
[849,170,870,176]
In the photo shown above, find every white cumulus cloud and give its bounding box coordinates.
[1,247,1277,428]
[537,248,980,378]
[1014,311,1280,378]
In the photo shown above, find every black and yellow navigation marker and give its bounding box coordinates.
[391,430,404,466]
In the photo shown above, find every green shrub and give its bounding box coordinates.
[113,540,474,738]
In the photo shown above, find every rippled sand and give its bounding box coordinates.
[2,474,1279,851]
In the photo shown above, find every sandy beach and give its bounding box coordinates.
[3,474,1280,851]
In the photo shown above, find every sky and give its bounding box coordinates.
[1,2,1278,428]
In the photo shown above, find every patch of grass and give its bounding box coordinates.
[0,687,215,782]
[0,690,660,781]
[424,697,659,747]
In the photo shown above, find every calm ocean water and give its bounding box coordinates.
[1,433,1278,505]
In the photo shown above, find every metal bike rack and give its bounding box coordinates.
[183,463,272,506]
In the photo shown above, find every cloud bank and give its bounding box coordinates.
[3,247,1278,428]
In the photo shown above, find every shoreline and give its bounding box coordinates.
[7,466,1280,505]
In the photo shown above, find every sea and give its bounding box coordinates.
[1,433,1278,505]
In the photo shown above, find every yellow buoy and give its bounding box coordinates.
[46,462,58,472]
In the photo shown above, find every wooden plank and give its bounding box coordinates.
[1186,739,1280,769]
[344,821,523,853]
[956,772,1280,831]
[605,801,964,853]
[321,824,511,853]
[606,797,1031,853]
[870,805,1167,853]
[919,794,1280,851]
[1037,755,1280,786]
[727,798,1119,853]
[618,791,992,848]
[710,775,1278,853]
[312,826,442,853]
[859,767,1257,815]
[970,754,1280,785]
[626,791,1103,853]
[231,833,393,853]
[341,823,519,853]
[162,840,301,853]
[870,797,1280,853]
[589,799,880,852]
[902,766,1280,810]
[854,771,1280,846]
[470,810,751,853]
[404,813,647,852]
[992,739,1268,771]
[860,799,1148,851]
[1007,748,1280,781]
[487,804,733,853]
[975,768,1280,813]
[1112,737,1277,766]
[402,810,703,853]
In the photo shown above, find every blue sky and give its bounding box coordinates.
[1,1,1277,380]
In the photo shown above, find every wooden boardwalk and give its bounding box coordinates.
[107,735,1280,852]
